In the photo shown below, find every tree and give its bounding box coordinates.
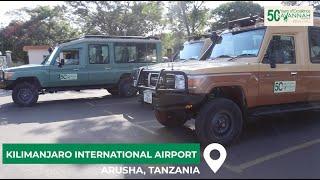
[282,1,320,10]
[210,1,263,31]
[0,6,80,64]
[65,1,164,36]
[167,1,209,37]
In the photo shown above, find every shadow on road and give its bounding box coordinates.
[0,94,136,124]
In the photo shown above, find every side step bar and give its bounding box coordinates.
[248,102,320,117]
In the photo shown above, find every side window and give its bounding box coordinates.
[264,35,296,64]
[115,43,137,63]
[114,43,157,63]
[89,44,109,64]
[59,50,80,65]
[144,43,157,63]
[309,28,320,63]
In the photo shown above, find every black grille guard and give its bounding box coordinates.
[135,68,189,93]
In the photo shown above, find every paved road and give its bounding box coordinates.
[1,89,320,178]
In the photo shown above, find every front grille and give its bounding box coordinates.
[137,70,190,91]
[137,71,149,86]
[149,73,159,87]
[164,74,175,89]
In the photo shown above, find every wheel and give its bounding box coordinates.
[12,82,39,107]
[195,98,243,146]
[107,88,119,96]
[119,78,137,97]
[154,110,188,128]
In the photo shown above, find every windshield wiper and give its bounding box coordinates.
[228,53,256,61]
[178,57,198,62]
[208,55,232,61]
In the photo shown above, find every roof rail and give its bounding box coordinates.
[56,34,160,44]
[83,35,160,40]
[57,37,81,44]
[187,34,211,41]
[228,14,263,29]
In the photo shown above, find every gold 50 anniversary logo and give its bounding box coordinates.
[264,6,314,26]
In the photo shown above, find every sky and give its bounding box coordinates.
[0,1,284,28]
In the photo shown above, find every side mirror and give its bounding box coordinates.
[270,59,276,68]
[263,53,276,68]
[264,53,276,68]
[210,32,221,44]
[58,59,65,68]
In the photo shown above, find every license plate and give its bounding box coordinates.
[143,90,152,104]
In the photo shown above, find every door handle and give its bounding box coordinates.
[73,69,79,71]
[291,72,298,76]
[105,67,112,70]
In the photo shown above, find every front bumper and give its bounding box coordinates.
[0,79,13,89]
[135,68,205,111]
[152,92,205,111]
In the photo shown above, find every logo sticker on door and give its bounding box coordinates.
[60,74,78,81]
[274,81,296,93]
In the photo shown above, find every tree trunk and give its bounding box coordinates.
[179,1,191,37]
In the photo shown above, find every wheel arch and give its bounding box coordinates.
[207,85,248,116]
[119,73,133,81]
[9,77,42,90]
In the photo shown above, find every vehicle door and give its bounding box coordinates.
[306,27,320,101]
[49,46,88,87]
[86,43,115,85]
[258,34,305,106]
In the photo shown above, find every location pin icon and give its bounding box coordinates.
[203,143,227,173]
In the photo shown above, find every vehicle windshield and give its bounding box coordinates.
[175,41,204,61]
[209,28,266,59]
[45,47,59,65]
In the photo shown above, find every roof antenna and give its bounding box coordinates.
[171,54,174,70]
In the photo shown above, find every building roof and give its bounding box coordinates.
[23,45,50,52]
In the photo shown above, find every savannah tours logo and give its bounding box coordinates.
[264,6,314,26]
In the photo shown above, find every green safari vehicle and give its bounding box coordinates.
[0,35,162,106]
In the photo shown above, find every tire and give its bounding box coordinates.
[155,110,188,128]
[107,88,119,96]
[12,82,39,107]
[119,78,137,97]
[195,98,243,146]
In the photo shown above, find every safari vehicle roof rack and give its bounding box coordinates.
[83,35,160,40]
[57,35,160,44]
[57,37,81,44]
[187,34,211,41]
[228,14,264,29]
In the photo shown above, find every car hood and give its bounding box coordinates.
[143,59,259,75]
[4,64,45,72]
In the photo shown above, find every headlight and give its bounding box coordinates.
[175,75,185,90]
[4,72,14,80]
